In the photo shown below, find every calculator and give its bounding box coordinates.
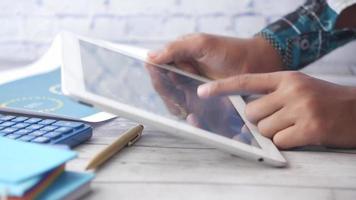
[0,113,93,148]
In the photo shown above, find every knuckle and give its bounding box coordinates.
[283,71,304,80]
[244,102,258,123]
[194,33,211,42]
[285,71,304,82]
[293,82,308,93]
[310,119,324,133]
[244,104,254,122]
[165,42,177,53]
[177,33,194,41]
[300,96,320,112]
[173,33,215,59]
[257,120,273,138]
[272,135,286,149]
[264,73,275,82]
[301,120,324,145]
[211,81,223,91]
[235,75,249,90]
[282,73,310,94]
[194,33,215,48]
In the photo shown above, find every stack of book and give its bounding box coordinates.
[0,137,94,200]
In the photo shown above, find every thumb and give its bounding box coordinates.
[197,73,281,98]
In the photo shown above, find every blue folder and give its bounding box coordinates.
[0,137,76,196]
[37,171,94,200]
[0,137,76,183]
[0,129,94,199]
[0,175,42,196]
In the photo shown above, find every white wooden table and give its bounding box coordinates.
[67,117,356,200]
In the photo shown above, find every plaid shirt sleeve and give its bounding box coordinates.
[258,0,356,70]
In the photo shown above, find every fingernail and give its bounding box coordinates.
[197,84,211,98]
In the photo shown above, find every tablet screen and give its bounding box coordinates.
[79,41,260,147]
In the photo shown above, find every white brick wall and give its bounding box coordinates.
[0,0,355,73]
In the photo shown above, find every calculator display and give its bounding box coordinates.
[79,41,260,148]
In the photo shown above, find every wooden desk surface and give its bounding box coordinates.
[67,117,356,200]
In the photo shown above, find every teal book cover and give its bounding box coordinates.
[0,68,101,120]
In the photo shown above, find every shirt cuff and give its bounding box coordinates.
[258,0,356,70]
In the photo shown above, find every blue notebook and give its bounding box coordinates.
[0,137,94,199]
[0,174,42,196]
[0,137,76,183]
[37,171,94,200]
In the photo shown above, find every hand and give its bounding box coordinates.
[148,33,284,80]
[145,63,249,140]
[145,63,188,118]
[197,71,356,149]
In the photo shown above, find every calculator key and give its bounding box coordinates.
[0,132,8,136]
[13,123,30,129]
[44,132,62,139]
[25,118,42,124]
[32,137,50,143]
[26,124,44,130]
[0,127,18,134]
[40,126,58,132]
[38,119,56,125]
[55,127,73,134]
[6,134,22,139]
[29,130,47,136]
[0,121,16,127]
[53,121,84,129]
[11,117,29,122]
[18,135,36,142]
[14,129,32,135]
[0,115,15,121]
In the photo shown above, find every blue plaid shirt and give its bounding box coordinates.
[259,0,356,70]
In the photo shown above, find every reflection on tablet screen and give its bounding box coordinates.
[79,41,260,148]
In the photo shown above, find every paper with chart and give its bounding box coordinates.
[0,67,114,122]
[0,35,116,122]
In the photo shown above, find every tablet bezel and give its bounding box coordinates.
[59,32,287,167]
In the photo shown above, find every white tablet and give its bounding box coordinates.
[60,32,287,167]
